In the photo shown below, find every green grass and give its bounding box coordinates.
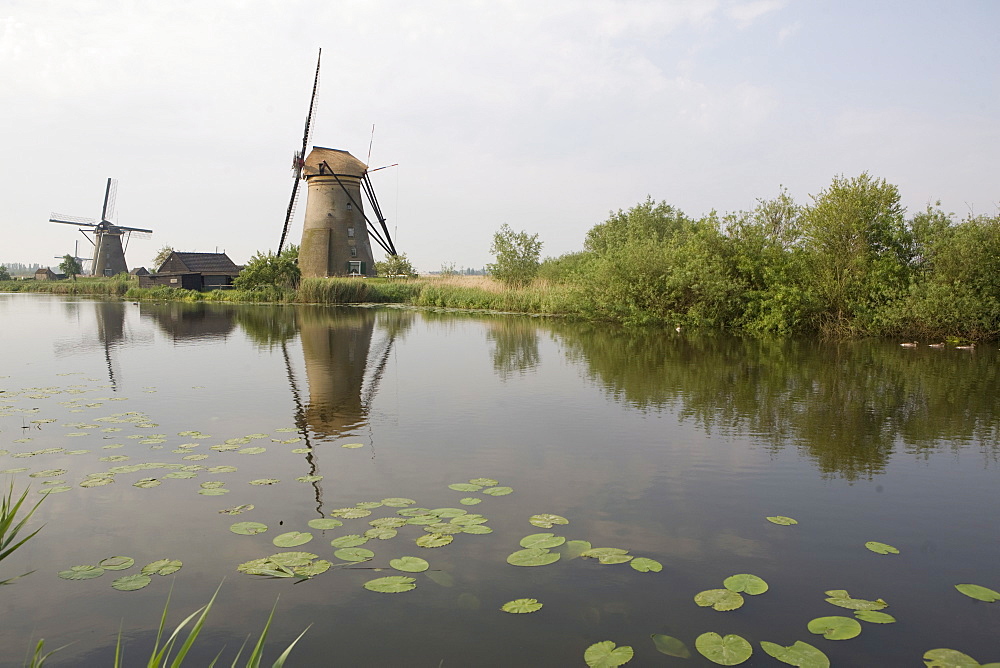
[0,482,45,586]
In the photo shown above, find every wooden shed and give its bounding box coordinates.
[141,252,241,291]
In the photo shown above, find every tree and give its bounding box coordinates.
[232,245,300,291]
[487,224,542,287]
[374,253,417,278]
[59,255,82,281]
[0,265,10,281]
[151,245,175,271]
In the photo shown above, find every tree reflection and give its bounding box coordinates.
[485,317,541,381]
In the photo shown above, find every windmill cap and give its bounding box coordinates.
[304,147,367,177]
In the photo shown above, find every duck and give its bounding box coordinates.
[899,341,918,348]
[956,342,976,350]
[928,342,945,348]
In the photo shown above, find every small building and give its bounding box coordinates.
[130,267,150,277]
[140,252,241,291]
[35,268,66,281]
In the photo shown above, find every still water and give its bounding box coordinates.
[0,293,997,666]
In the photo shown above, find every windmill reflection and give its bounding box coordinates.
[54,301,151,389]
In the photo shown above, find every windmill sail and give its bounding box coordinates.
[278,47,322,255]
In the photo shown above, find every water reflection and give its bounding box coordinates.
[485,318,541,380]
[53,300,151,389]
[548,323,1000,480]
[140,302,238,342]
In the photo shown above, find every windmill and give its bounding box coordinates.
[49,178,153,276]
[278,48,398,278]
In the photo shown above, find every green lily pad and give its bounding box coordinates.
[40,486,71,494]
[133,478,161,489]
[381,497,416,507]
[529,513,569,528]
[581,547,628,559]
[30,468,68,478]
[865,541,899,555]
[760,640,829,667]
[330,508,371,519]
[307,518,343,530]
[200,481,226,489]
[331,534,369,548]
[164,472,197,479]
[357,501,384,509]
[416,533,454,548]
[922,648,984,667]
[208,465,237,473]
[370,517,408,528]
[296,475,323,483]
[141,559,182,576]
[273,531,313,548]
[520,533,566,549]
[219,504,254,515]
[695,633,753,665]
[198,488,229,496]
[597,554,633,565]
[363,575,415,593]
[558,540,593,560]
[955,583,1000,602]
[650,634,690,658]
[293,560,332,577]
[230,521,268,535]
[824,589,887,610]
[695,589,745,611]
[501,598,543,613]
[807,616,862,640]
[630,558,663,573]
[365,527,397,540]
[507,548,560,567]
[584,640,634,667]
[390,556,429,573]
[249,478,280,486]
[854,610,896,623]
[341,443,364,449]
[482,486,513,496]
[469,478,498,486]
[269,551,318,567]
[334,548,374,562]
[112,574,152,591]
[431,508,466,517]
[724,574,768,595]
[448,483,482,492]
[767,516,798,525]
[99,556,135,571]
[80,476,115,488]
[397,507,432,517]
[58,565,104,580]
[237,446,266,455]
[450,514,488,525]
[461,524,493,534]
[459,497,482,505]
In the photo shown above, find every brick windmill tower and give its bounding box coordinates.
[277,49,397,278]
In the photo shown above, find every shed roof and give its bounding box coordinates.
[167,252,240,274]
[303,147,367,178]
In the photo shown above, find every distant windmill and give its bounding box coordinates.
[277,48,397,277]
[49,178,153,276]
[54,239,91,275]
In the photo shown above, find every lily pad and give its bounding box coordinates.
[296,475,323,483]
[529,514,569,528]
[331,535,369,548]
[695,589,745,611]
[381,497,416,507]
[307,518,343,530]
[854,610,896,623]
[208,465,238,473]
[40,486,71,494]
[469,478,498,486]
[164,472,197,479]
[218,504,254,515]
[559,540,593,560]
[249,478,280,486]
[29,469,68,478]
[370,517,408,528]
[695,633,753,665]
[357,501,384,509]
[459,497,482,505]
[141,559,182,576]
[760,640,829,667]
[237,447,266,455]
[461,524,493,535]
[448,483,482,492]
[501,598,543,613]
[230,521,268,535]
[200,481,226,489]
[99,556,135,571]
[482,486,513,496]
[865,541,899,555]
[723,574,769,595]
[269,551,318,567]
[365,527,397,540]
[198,487,229,495]
[416,533,454,548]
[922,648,985,667]
[630,558,663,573]
[807,616,862,640]
[390,556,429,573]
[363,575,416,593]
[507,548,560,567]
[824,589,887,611]
[112,574,152,591]
[294,560,332,577]
[58,565,104,580]
[341,443,364,449]
[520,533,566,549]
[584,640,634,667]
[334,548,374,562]
[133,478,161,489]
[955,583,1000,602]
[330,508,371,519]
[767,516,798,526]
[650,634,690,658]
[273,531,313,547]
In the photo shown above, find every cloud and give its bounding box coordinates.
[725,0,788,28]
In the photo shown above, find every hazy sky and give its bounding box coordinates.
[3,1,998,272]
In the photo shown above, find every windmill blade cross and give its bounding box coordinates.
[102,178,118,222]
[278,47,322,255]
[50,214,97,226]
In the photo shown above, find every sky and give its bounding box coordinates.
[2,0,998,273]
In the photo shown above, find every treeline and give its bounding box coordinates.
[539,173,1000,339]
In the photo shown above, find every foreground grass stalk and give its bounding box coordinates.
[0,483,46,585]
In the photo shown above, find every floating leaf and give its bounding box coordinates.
[331,535,369,548]
[406,515,437,526]
[80,476,114,488]
[581,547,629,559]
[520,533,566,549]
[558,540,593,560]
[955,583,1000,602]
[381,497,416,507]
[370,517,408,528]
[112,574,152,591]
[450,514,488,525]
[482,486,513,496]
[208,465,237,473]
[341,443,364,449]
[448,483,482,492]
[651,634,691,659]
[199,487,229,496]
[364,575,416,593]
[807,616,862,640]
[507,548,560,567]
[307,518,343,530]
[357,501,384,510]
[40,486,71,494]
[854,610,896,624]
[767,516,798,526]
[29,469,68,478]
[584,640,634,667]
[922,648,984,667]
[237,447,266,455]
[99,556,135,571]
[200,481,226,489]
[269,552,318,567]
[695,633,753,665]
[133,478,161,489]
[294,560,332,577]
[219,504,254,515]
[724,574,768,595]
[459,497,482,505]
[529,513,569,528]
[431,508,466,518]
[249,478,280,486]
[824,590,887,610]
[273,531,313,548]
[865,541,899,555]
[397,507,432,517]
[142,559,182,576]
[416,533,454,548]
[760,640,829,667]
[598,554,633,565]
[630,558,663,573]
[501,598,543,613]
[425,523,464,535]
[330,508,371,519]
[296,475,323,483]
[461,524,493,535]
[469,478,498,486]
[365,527,397,540]
[230,521,268,535]
[164,472,197,479]
[390,556,429,573]
[335,548,374,562]
[290,448,312,454]
[58,565,104,580]
[695,589,745,611]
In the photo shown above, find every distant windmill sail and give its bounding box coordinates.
[278,47,322,255]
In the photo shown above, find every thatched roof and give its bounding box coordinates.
[303,147,367,178]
